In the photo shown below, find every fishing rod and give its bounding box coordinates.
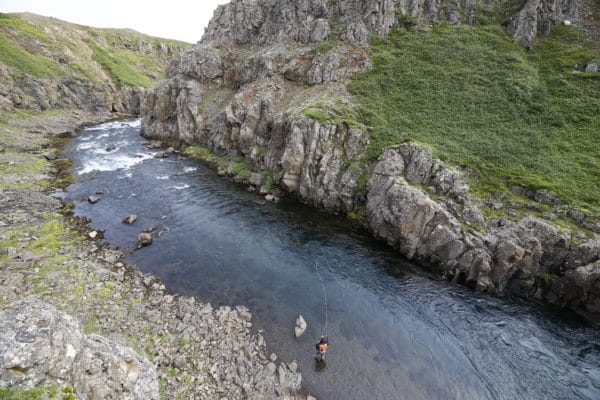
[315,257,328,337]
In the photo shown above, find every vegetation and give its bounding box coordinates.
[184,145,253,183]
[0,13,189,87]
[303,99,364,129]
[348,23,600,210]
[0,14,62,77]
[0,385,75,400]
[87,41,154,87]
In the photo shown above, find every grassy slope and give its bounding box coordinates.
[348,23,600,212]
[0,13,189,88]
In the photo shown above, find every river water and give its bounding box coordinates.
[58,119,600,400]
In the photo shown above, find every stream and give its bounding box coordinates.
[57,119,600,400]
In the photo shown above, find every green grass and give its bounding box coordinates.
[0,14,62,77]
[0,12,190,99]
[303,100,364,129]
[0,13,52,41]
[348,24,600,210]
[0,34,62,77]
[0,386,58,400]
[88,41,154,87]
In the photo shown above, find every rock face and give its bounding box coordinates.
[366,146,600,318]
[141,0,598,321]
[0,299,159,399]
[201,0,578,48]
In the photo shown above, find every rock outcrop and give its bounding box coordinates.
[0,300,159,399]
[366,146,600,320]
[141,0,599,322]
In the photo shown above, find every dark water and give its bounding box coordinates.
[58,120,600,400]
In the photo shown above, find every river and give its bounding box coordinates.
[57,119,600,400]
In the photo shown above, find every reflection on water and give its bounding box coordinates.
[58,120,600,400]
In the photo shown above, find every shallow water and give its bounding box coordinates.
[58,119,600,400]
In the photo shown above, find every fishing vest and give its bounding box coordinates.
[319,343,328,352]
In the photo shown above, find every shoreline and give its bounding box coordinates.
[0,110,309,399]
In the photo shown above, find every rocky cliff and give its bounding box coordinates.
[0,13,189,116]
[141,0,600,322]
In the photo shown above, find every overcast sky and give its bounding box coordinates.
[0,0,230,43]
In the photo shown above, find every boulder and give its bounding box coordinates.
[294,315,307,337]
[585,63,599,73]
[88,196,100,204]
[40,149,58,160]
[0,300,159,399]
[250,172,264,186]
[122,214,138,224]
[137,232,153,248]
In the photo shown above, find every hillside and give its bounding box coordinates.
[349,21,600,219]
[0,12,190,115]
[142,0,600,321]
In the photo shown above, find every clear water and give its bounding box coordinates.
[58,120,600,400]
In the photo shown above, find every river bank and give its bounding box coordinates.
[0,110,307,399]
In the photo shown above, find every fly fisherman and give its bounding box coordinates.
[315,336,328,361]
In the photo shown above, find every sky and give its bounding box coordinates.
[0,0,230,43]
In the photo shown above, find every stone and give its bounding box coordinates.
[585,63,599,73]
[146,141,163,149]
[154,151,168,159]
[88,196,100,204]
[534,189,561,206]
[463,207,485,225]
[137,232,153,248]
[40,149,58,160]
[249,172,264,187]
[173,355,187,369]
[122,214,139,224]
[237,306,252,322]
[0,300,159,399]
[294,315,307,337]
[89,230,98,239]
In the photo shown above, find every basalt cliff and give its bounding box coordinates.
[141,0,600,322]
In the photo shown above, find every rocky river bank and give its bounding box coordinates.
[0,110,308,399]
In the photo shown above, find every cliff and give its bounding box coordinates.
[141,0,600,321]
[0,12,190,116]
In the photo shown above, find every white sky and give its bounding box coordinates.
[0,0,230,43]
